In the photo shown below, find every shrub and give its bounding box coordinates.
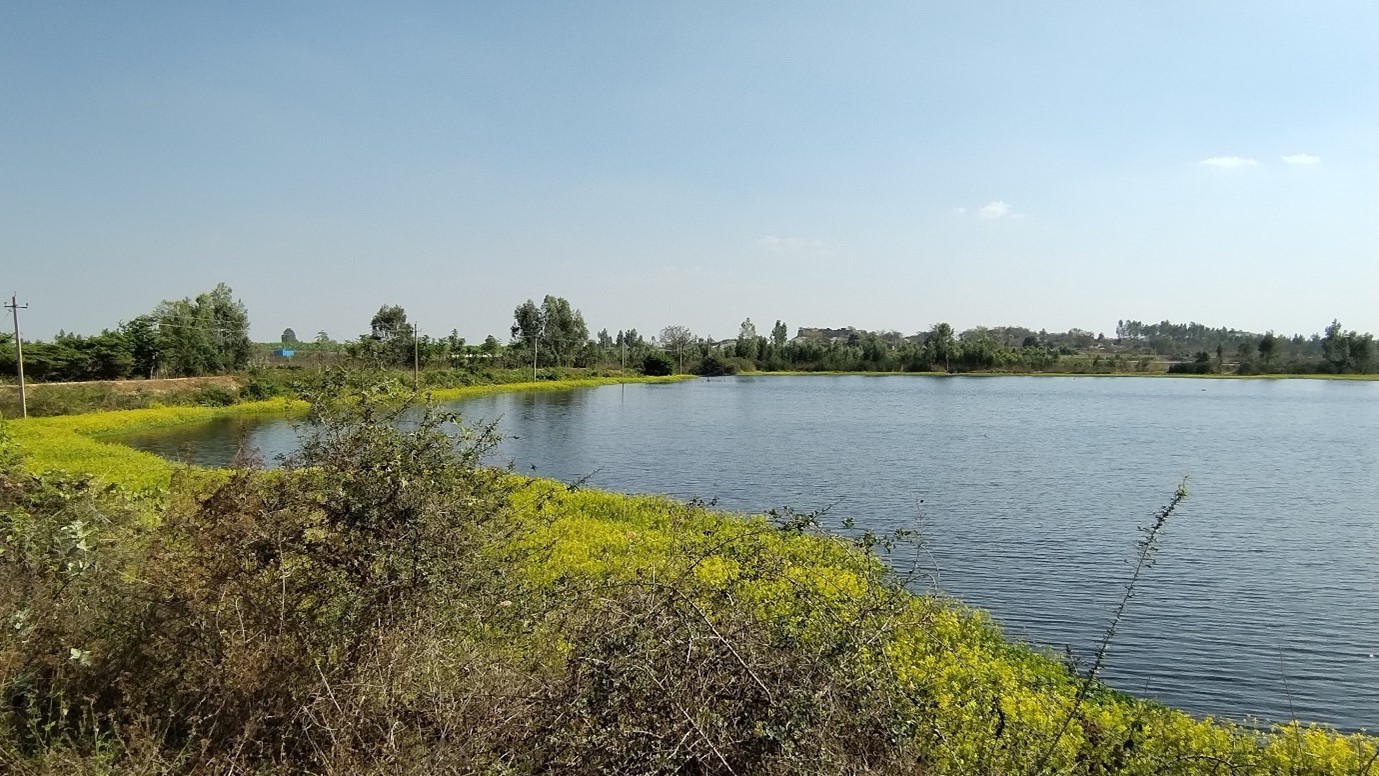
[1167,361,1212,375]
[642,351,675,376]
[192,385,239,406]
[693,354,754,376]
[0,378,519,771]
[242,372,295,400]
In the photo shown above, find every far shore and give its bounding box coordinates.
[733,369,1379,381]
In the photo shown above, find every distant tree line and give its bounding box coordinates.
[4,287,1375,383]
[1122,318,1376,375]
[0,283,250,382]
[678,316,1375,376]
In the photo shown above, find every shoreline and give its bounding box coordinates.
[2,374,1376,769]
[4,374,691,492]
[737,369,1378,381]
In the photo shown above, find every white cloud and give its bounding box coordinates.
[950,206,968,216]
[755,235,835,257]
[1281,153,1321,166]
[1199,156,1258,170]
[978,201,1012,220]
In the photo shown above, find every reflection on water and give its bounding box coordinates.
[118,376,1379,731]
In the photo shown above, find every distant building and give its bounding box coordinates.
[793,326,856,344]
[272,348,295,358]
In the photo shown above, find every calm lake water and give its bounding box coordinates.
[117,375,1379,731]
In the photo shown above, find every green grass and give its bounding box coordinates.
[425,374,691,401]
[4,375,691,494]
[502,481,1379,772]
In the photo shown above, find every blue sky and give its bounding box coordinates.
[2,2,1375,342]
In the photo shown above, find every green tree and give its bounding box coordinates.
[281,328,298,345]
[156,300,217,376]
[81,330,134,380]
[1348,332,1375,373]
[202,283,252,370]
[480,334,502,359]
[445,329,466,354]
[0,332,13,376]
[368,305,414,366]
[1322,319,1348,371]
[510,299,544,370]
[659,325,694,373]
[925,323,956,372]
[738,318,757,342]
[539,296,589,366]
[370,305,409,341]
[120,315,162,378]
[1257,332,1279,370]
[735,318,758,360]
[642,351,674,376]
[155,283,251,376]
[771,320,789,348]
[1234,341,1255,373]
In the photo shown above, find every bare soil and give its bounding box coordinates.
[0,375,240,393]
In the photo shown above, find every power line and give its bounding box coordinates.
[149,320,250,335]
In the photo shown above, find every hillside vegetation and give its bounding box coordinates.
[1,376,1375,774]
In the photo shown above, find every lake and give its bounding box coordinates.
[116,375,1379,731]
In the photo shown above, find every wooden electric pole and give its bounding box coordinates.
[413,322,420,390]
[5,294,29,418]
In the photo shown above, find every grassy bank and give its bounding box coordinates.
[2,383,1375,774]
[4,375,689,495]
[0,367,693,418]
[738,369,1379,380]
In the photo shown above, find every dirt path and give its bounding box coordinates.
[0,375,240,393]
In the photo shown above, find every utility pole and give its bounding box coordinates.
[6,294,28,418]
[412,322,420,390]
[532,321,544,381]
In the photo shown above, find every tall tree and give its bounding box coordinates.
[1322,320,1348,371]
[925,322,956,372]
[480,335,502,358]
[511,301,541,342]
[120,315,162,378]
[1348,333,1375,373]
[735,318,759,359]
[368,304,414,366]
[1257,332,1280,370]
[370,305,409,341]
[154,283,251,376]
[660,325,694,373]
[771,320,789,347]
[738,318,757,342]
[511,299,544,370]
[539,295,588,366]
[201,283,251,370]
